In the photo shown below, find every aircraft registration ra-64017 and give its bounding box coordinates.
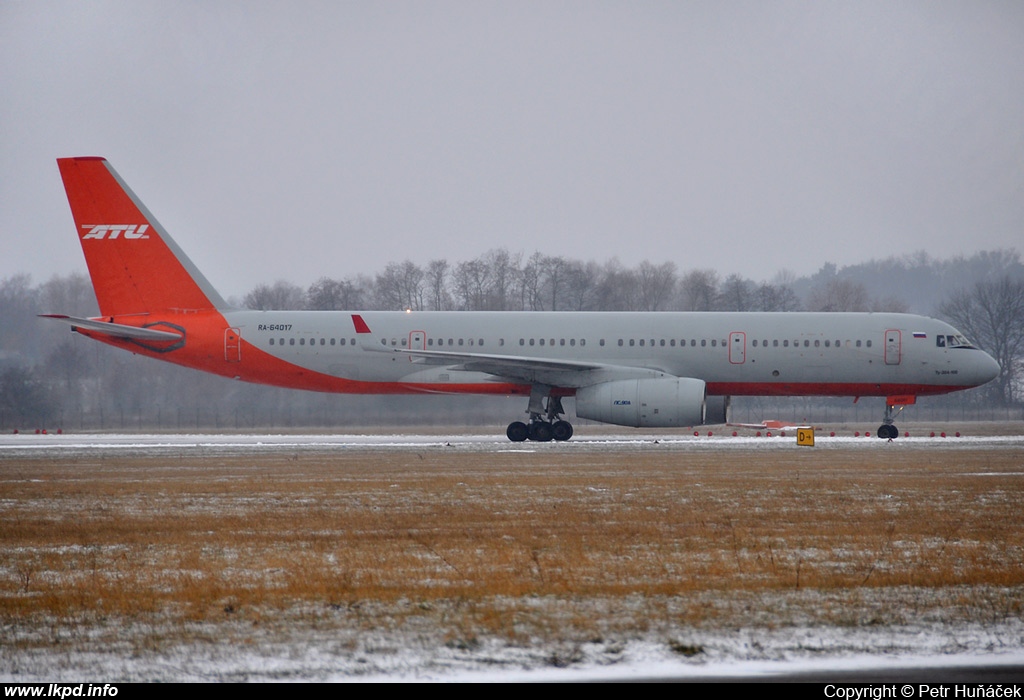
[43,157,1000,441]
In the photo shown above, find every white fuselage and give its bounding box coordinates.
[224,309,999,398]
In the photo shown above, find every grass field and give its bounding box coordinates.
[2,432,1023,679]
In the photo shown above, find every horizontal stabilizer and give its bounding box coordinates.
[39,314,183,341]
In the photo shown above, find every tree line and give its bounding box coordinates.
[2,249,1022,430]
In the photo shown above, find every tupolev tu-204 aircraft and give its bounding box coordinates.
[42,157,1000,441]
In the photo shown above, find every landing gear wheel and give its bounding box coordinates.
[877,424,898,439]
[506,421,529,442]
[552,420,574,441]
[529,421,553,442]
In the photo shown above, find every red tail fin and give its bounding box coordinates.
[57,157,227,317]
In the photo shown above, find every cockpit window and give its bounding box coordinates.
[937,334,973,348]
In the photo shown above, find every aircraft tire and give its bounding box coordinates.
[507,421,529,442]
[877,424,898,439]
[529,421,553,442]
[552,420,573,441]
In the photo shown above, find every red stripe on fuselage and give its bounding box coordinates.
[705,381,971,398]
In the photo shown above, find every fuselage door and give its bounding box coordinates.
[729,331,746,364]
[884,329,901,365]
[225,327,241,363]
[408,330,426,357]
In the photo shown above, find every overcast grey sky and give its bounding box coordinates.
[2,1,1022,299]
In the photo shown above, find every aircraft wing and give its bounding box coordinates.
[39,314,183,341]
[388,347,669,387]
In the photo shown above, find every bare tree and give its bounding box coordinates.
[592,259,639,311]
[939,276,1024,405]
[718,274,756,311]
[39,273,97,317]
[519,252,545,311]
[636,260,677,311]
[375,261,424,311]
[425,259,452,311]
[562,260,601,311]
[538,255,570,311]
[679,269,719,311]
[756,282,801,311]
[244,280,306,310]
[484,248,521,310]
[452,257,491,310]
[0,366,55,429]
[306,276,367,310]
[307,277,344,310]
[806,278,870,312]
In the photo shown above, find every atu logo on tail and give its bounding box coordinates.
[81,224,150,240]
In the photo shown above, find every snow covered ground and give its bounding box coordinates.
[3,428,1023,454]
[3,604,1023,682]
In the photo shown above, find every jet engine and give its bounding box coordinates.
[575,377,706,428]
[704,394,731,425]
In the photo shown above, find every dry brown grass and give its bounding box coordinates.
[2,440,1023,648]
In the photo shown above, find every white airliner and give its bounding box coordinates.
[43,157,1000,441]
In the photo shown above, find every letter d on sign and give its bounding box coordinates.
[797,428,815,447]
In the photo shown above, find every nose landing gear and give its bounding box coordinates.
[877,396,914,439]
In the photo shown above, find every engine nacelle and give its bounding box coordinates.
[575,377,706,428]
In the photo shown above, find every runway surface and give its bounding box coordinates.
[3,428,1022,455]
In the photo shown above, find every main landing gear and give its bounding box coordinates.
[506,384,574,442]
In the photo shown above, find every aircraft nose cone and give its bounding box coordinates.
[978,351,1000,384]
